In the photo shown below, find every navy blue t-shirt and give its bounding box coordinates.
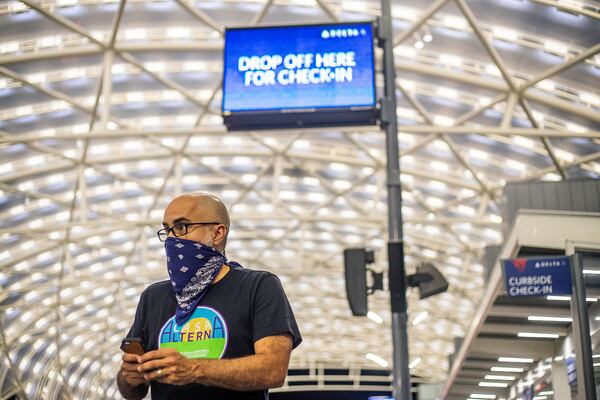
[126,267,302,399]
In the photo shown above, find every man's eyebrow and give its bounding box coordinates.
[163,217,190,227]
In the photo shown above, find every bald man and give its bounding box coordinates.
[117,193,302,400]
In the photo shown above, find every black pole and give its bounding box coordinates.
[378,0,411,398]
[570,253,597,400]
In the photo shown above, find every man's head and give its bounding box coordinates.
[162,192,230,252]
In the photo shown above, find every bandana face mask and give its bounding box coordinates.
[164,237,227,325]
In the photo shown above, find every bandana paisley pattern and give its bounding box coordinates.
[165,237,238,325]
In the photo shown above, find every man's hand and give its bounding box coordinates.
[138,348,198,385]
[120,353,147,386]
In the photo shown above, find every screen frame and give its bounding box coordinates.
[221,20,379,130]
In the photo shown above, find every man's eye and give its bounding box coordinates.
[173,224,186,232]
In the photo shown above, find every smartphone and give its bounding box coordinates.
[120,337,145,355]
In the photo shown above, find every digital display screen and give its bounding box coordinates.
[222,22,376,114]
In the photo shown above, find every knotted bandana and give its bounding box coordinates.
[165,237,240,325]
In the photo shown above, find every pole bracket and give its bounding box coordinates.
[379,97,394,127]
[375,16,388,46]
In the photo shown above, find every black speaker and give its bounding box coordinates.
[344,248,373,316]
[414,262,449,300]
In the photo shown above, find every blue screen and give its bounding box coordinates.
[222,22,376,113]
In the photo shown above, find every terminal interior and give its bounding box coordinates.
[0,0,599,399]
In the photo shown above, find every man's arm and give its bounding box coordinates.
[137,334,293,391]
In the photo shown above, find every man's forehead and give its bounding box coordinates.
[164,197,215,220]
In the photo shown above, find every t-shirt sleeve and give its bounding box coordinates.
[125,291,147,352]
[252,274,302,349]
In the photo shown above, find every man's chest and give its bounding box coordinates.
[144,293,253,359]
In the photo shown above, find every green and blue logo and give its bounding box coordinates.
[158,306,228,359]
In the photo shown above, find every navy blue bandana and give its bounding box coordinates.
[165,237,240,325]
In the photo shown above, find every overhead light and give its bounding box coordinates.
[491,366,523,372]
[484,375,515,381]
[166,27,191,39]
[479,382,508,387]
[469,395,496,399]
[583,269,600,275]
[412,311,428,325]
[366,353,388,368]
[439,54,462,66]
[443,15,467,30]
[544,40,568,55]
[492,26,518,41]
[506,159,526,172]
[437,87,457,99]
[538,391,553,396]
[513,135,535,149]
[498,357,533,363]
[547,295,597,302]
[367,311,383,324]
[554,149,575,162]
[518,332,559,339]
[528,316,572,322]
[409,357,421,369]
[469,148,489,160]
[124,28,147,40]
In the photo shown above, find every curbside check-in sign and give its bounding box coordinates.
[502,256,572,297]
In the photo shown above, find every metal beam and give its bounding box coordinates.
[3,125,598,145]
[392,0,449,47]
[315,0,339,21]
[519,43,600,93]
[174,0,224,34]
[455,0,518,92]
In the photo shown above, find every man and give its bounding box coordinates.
[117,193,302,399]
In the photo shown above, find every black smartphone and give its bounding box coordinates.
[120,337,145,355]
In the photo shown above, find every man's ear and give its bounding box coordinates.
[214,224,228,247]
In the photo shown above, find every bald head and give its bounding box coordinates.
[163,192,230,251]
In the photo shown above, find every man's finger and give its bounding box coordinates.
[121,361,145,372]
[122,353,140,363]
[138,358,171,373]
[144,365,174,381]
[156,367,177,384]
[138,348,174,363]
[123,371,146,381]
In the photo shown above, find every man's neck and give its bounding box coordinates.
[213,264,230,284]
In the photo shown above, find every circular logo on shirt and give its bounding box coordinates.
[158,306,228,359]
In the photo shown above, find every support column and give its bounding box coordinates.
[379,1,410,398]
[551,359,571,399]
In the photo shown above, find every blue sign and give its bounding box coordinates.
[503,256,572,297]
[222,22,376,112]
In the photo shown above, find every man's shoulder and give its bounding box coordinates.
[231,267,278,282]
[141,280,172,298]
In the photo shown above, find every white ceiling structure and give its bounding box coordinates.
[0,0,599,398]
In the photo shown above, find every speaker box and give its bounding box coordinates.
[344,248,370,316]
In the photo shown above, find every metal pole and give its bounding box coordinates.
[569,251,597,400]
[379,0,411,398]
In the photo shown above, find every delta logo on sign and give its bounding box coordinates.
[512,258,527,272]
[503,256,572,297]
